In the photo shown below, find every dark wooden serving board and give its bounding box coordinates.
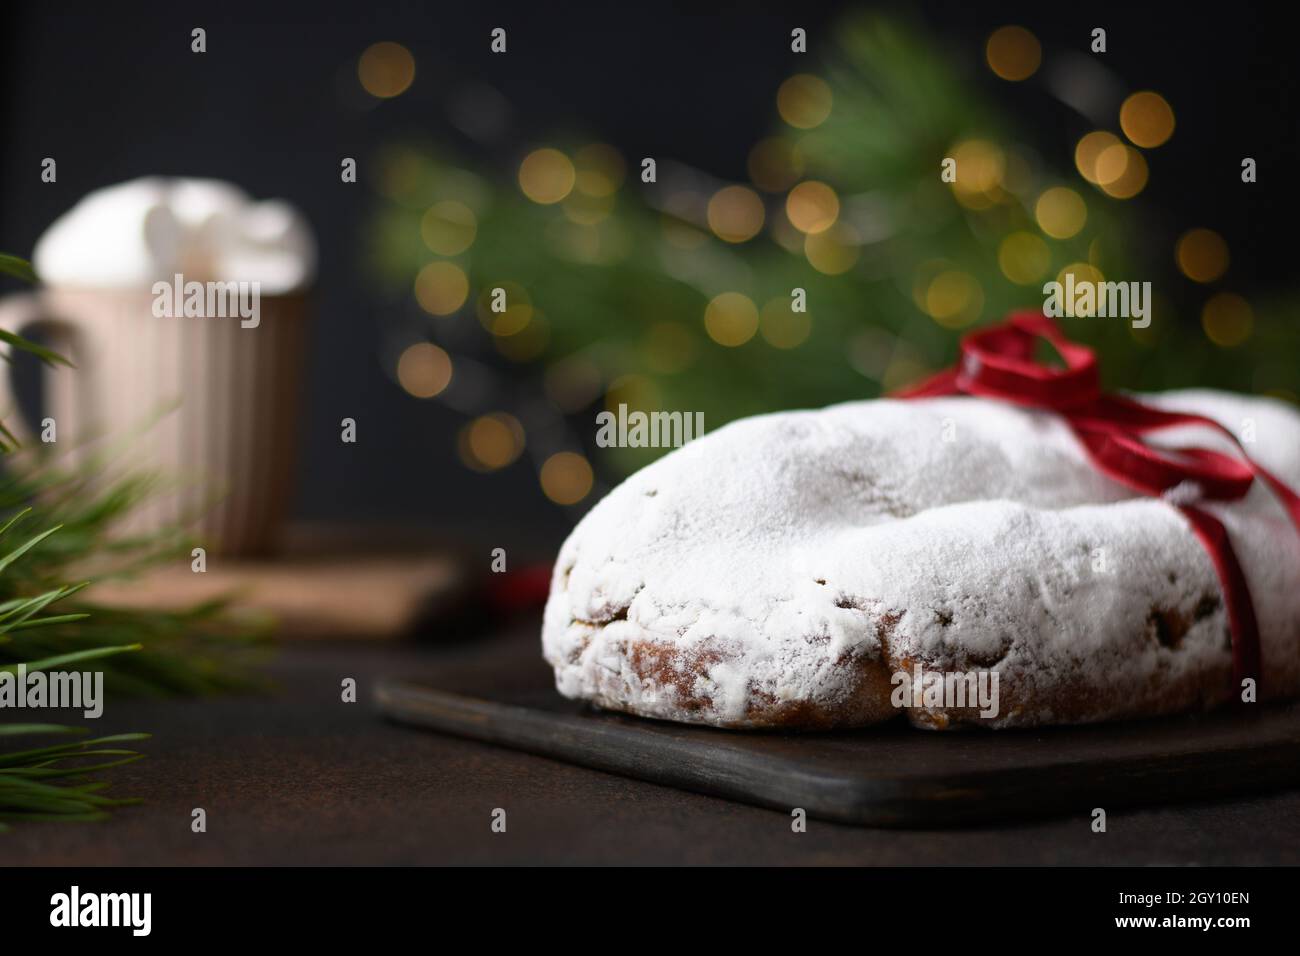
[376,669,1300,827]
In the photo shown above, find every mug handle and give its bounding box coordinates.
[0,292,81,448]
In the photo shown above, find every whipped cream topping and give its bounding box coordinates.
[33,177,316,293]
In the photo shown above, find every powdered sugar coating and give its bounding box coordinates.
[542,391,1300,729]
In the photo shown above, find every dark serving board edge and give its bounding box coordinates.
[375,680,1300,827]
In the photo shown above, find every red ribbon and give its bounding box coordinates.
[895,311,1300,694]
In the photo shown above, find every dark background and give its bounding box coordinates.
[3,0,1295,550]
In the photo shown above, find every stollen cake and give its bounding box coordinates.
[541,391,1300,730]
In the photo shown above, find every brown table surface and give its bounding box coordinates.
[5,623,1300,866]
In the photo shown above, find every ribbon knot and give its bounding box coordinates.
[897,311,1300,694]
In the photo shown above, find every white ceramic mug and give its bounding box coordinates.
[0,285,308,556]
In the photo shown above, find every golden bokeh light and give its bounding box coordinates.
[475,281,533,336]
[1035,186,1088,239]
[562,190,615,225]
[395,343,452,399]
[495,314,549,362]
[573,143,626,197]
[1176,228,1229,283]
[1075,131,1125,185]
[358,42,415,98]
[704,292,760,346]
[1057,261,1105,290]
[949,140,1006,209]
[776,74,833,129]
[986,26,1041,82]
[604,373,661,415]
[747,137,805,193]
[707,185,766,243]
[786,181,840,234]
[883,356,931,394]
[1202,293,1253,347]
[518,148,576,204]
[1120,91,1175,149]
[414,261,469,315]
[540,452,594,505]
[1098,145,1148,199]
[459,413,525,471]
[998,231,1052,285]
[420,201,477,256]
[924,270,984,329]
[760,298,812,349]
[804,223,860,275]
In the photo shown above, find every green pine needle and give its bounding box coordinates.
[0,252,262,830]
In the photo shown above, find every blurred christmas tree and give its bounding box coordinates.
[367,13,1298,508]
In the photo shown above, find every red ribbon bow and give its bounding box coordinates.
[896,311,1300,693]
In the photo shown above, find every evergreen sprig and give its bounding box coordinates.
[370,12,1299,482]
[0,724,149,832]
[1,253,263,829]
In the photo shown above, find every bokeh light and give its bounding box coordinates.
[786,181,839,234]
[748,137,805,193]
[605,373,661,414]
[804,223,860,275]
[1097,145,1148,199]
[1176,228,1229,283]
[1076,130,1128,187]
[458,413,525,472]
[949,140,1006,209]
[494,314,549,361]
[1050,261,1102,287]
[1074,131,1123,185]
[420,201,477,256]
[759,298,812,349]
[924,271,984,329]
[1202,293,1253,347]
[395,343,452,399]
[518,148,576,204]
[776,74,833,129]
[540,452,594,505]
[573,143,625,197]
[358,42,415,98]
[1120,91,1175,148]
[986,26,1041,82]
[414,261,469,315]
[704,292,759,346]
[475,281,533,336]
[563,190,615,225]
[998,231,1052,285]
[1035,186,1088,239]
[707,185,766,243]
